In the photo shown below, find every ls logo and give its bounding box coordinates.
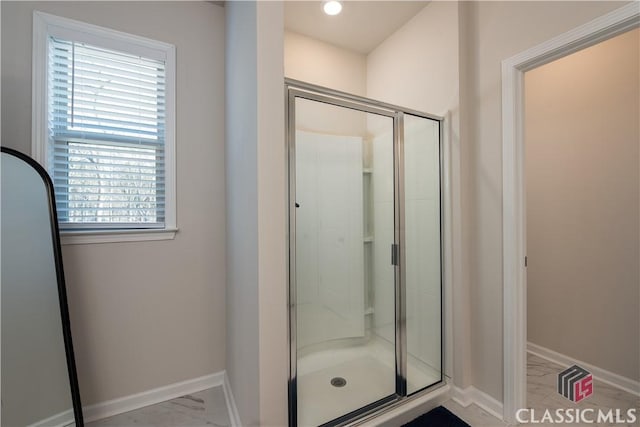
[558,365,593,403]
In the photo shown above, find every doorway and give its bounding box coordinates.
[523,27,639,415]
[501,3,640,422]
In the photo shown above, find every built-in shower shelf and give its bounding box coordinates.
[364,307,374,315]
[363,168,372,174]
[363,236,374,243]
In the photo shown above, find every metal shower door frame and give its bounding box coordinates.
[286,79,444,427]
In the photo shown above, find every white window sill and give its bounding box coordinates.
[60,228,178,245]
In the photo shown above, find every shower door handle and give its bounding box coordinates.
[391,244,399,266]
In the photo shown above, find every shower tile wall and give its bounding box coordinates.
[296,130,365,348]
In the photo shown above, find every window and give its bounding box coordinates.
[32,12,176,244]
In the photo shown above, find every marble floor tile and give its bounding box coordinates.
[86,386,231,427]
[524,353,639,427]
[527,354,563,391]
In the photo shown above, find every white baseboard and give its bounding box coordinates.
[27,409,74,427]
[223,372,242,427]
[450,384,473,407]
[451,385,504,421]
[83,371,225,423]
[527,341,640,397]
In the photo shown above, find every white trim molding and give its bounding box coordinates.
[61,228,177,245]
[451,386,504,421]
[27,409,74,427]
[501,3,639,424]
[527,342,640,398]
[450,385,473,408]
[82,372,224,423]
[223,372,242,427]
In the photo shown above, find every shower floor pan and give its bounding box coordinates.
[296,338,440,426]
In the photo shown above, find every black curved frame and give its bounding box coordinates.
[1,146,84,426]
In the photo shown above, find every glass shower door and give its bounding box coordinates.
[288,82,445,427]
[291,94,397,426]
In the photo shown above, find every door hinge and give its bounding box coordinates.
[525,256,528,267]
[391,244,399,266]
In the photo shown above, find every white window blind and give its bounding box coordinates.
[48,36,166,229]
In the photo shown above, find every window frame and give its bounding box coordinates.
[32,11,177,244]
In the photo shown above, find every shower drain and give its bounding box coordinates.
[330,377,347,387]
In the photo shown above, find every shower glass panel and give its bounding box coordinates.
[403,114,443,394]
[293,96,396,427]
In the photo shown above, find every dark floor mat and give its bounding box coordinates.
[403,406,471,427]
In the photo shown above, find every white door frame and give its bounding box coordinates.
[501,3,639,423]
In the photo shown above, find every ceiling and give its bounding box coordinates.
[284,1,430,54]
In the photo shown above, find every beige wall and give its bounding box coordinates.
[460,1,630,401]
[1,1,226,405]
[284,31,366,96]
[284,31,367,137]
[366,1,459,116]
[525,28,639,381]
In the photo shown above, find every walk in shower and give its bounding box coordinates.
[287,80,444,427]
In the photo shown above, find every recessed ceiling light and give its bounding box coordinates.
[322,0,342,16]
